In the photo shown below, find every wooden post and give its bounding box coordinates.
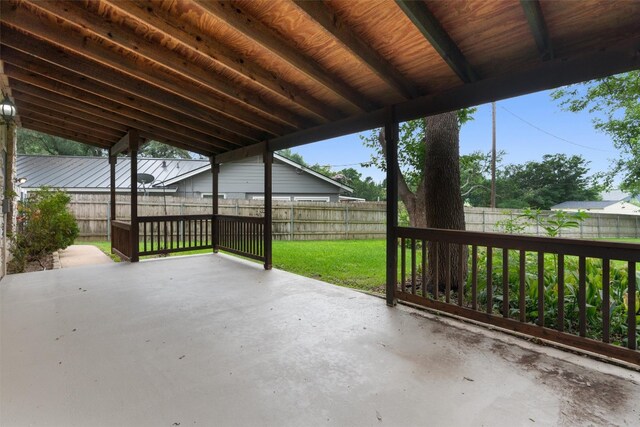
[385,107,399,306]
[109,154,117,250]
[129,132,139,262]
[264,149,273,270]
[211,157,219,253]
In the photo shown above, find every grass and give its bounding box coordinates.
[80,239,388,292]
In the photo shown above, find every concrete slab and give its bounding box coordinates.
[1,254,639,426]
[58,245,113,268]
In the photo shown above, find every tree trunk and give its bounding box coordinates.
[377,129,427,228]
[424,112,468,292]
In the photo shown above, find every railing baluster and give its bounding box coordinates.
[434,243,439,300]
[471,245,477,310]
[445,243,451,304]
[143,222,147,253]
[411,239,417,295]
[486,246,493,314]
[458,244,464,307]
[519,250,526,322]
[503,248,509,318]
[557,254,565,332]
[400,237,406,293]
[628,261,636,350]
[538,251,545,327]
[150,221,154,252]
[602,258,610,343]
[421,239,427,297]
[578,256,586,337]
[170,220,174,250]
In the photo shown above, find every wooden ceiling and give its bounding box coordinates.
[1,0,639,160]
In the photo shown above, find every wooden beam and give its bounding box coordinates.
[266,38,640,153]
[15,102,123,140]
[0,27,264,143]
[109,155,117,224]
[105,0,340,123]
[130,133,140,263]
[6,72,228,152]
[21,116,115,146]
[294,1,419,99]
[28,0,315,130]
[215,141,268,165]
[111,131,136,157]
[385,106,399,307]
[2,47,247,147]
[21,120,111,148]
[12,86,215,157]
[0,5,288,136]
[263,150,273,270]
[520,0,554,60]
[192,0,378,112]
[396,0,478,83]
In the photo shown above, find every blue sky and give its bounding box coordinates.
[290,90,617,184]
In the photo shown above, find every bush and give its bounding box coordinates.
[9,188,79,273]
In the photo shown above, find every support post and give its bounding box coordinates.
[129,132,139,262]
[263,149,273,270]
[109,154,117,249]
[385,107,399,306]
[210,157,219,253]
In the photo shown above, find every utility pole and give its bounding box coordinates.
[490,101,497,209]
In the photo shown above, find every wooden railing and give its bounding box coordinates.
[111,220,132,261]
[216,215,265,262]
[138,215,213,256]
[394,227,640,365]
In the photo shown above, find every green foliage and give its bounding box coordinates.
[496,154,605,209]
[139,141,194,159]
[9,188,79,273]
[552,71,639,194]
[18,128,105,156]
[277,148,308,166]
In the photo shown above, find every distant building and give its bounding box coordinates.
[17,154,353,202]
[551,200,640,215]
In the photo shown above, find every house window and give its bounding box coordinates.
[201,193,226,199]
[252,196,291,201]
[293,196,330,202]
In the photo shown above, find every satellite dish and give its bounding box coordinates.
[137,173,155,185]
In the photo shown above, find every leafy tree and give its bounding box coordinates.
[552,71,639,193]
[459,150,504,207]
[277,148,308,166]
[17,128,105,156]
[139,141,193,159]
[9,187,79,273]
[332,168,385,201]
[496,154,604,209]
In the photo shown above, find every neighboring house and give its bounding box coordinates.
[599,189,640,204]
[551,200,640,215]
[16,154,353,202]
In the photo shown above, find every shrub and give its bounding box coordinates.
[9,188,79,273]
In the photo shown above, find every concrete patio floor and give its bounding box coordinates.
[1,254,639,426]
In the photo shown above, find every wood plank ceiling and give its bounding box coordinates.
[1,0,639,159]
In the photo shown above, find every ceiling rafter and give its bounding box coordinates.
[191,0,379,112]
[4,65,236,152]
[2,51,243,149]
[104,0,342,123]
[396,0,478,83]
[21,118,113,148]
[9,81,222,156]
[0,2,286,137]
[520,0,554,60]
[293,0,420,100]
[0,28,263,143]
[29,0,316,130]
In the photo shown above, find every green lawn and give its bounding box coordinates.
[81,239,388,292]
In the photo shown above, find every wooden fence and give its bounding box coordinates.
[68,194,640,240]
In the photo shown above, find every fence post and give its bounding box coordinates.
[345,204,350,239]
[617,215,621,238]
[597,215,601,238]
[290,204,294,241]
[482,210,486,232]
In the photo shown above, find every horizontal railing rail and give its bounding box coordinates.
[394,226,640,365]
[111,220,131,261]
[138,214,213,256]
[216,215,265,262]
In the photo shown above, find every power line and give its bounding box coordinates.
[499,105,609,152]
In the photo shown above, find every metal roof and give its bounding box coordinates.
[17,155,208,191]
[551,201,619,210]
